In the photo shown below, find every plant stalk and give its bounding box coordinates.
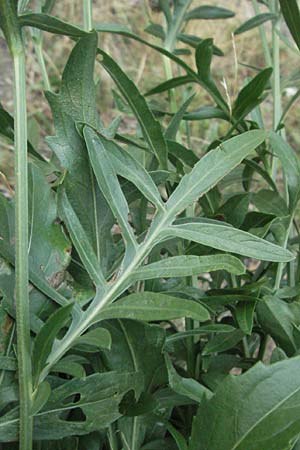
[83,0,93,31]
[0,1,33,448]
[14,52,33,449]
[252,0,272,66]
[271,2,282,178]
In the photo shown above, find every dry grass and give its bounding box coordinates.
[0,0,300,182]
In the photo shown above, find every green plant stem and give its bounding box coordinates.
[251,0,272,66]
[162,0,192,113]
[83,0,93,31]
[163,56,177,113]
[274,215,294,290]
[271,5,282,178]
[14,48,33,450]
[0,1,33,447]
[34,35,51,91]
[258,334,270,362]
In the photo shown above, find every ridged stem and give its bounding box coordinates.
[0,1,33,447]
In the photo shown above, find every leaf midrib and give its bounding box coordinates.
[231,382,300,450]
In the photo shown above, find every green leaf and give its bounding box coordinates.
[178,33,224,55]
[165,221,294,262]
[165,422,188,450]
[99,292,210,322]
[92,132,164,211]
[165,94,195,140]
[52,359,86,378]
[144,75,194,96]
[182,106,227,121]
[269,131,300,210]
[144,22,165,40]
[218,193,249,228]
[0,356,17,371]
[166,324,236,343]
[32,371,143,440]
[59,190,106,287]
[232,68,272,119]
[234,13,278,35]
[27,163,71,278]
[185,6,235,21]
[235,301,256,335]
[0,103,44,161]
[167,140,199,167]
[165,354,212,403]
[195,39,228,111]
[257,296,300,356]
[46,33,115,276]
[83,126,137,254]
[190,357,300,450]
[0,173,70,307]
[97,48,168,168]
[252,189,289,216]
[32,303,73,386]
[74,328,112,352]
[202,329,244,355]
[279,0,300,50]
[19,12,86,37]
[99,320,165,390]
[31,381,51,415]
[132,255,245,280]
[166,130,266,216]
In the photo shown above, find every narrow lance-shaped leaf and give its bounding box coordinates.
[195,39,228,112]
[164,222,294,262]
[83,126,137,254]
[97,292,210,323]
[132,254,245,281]
[202,329,244,355]
[32,303,73,386]
[165,354,212,403]
[268,131,300,211]
[94,133,165,211]
[97,48,168,168]
[190,357,300,450]
[59,189,106,287]
[279,0,300,51]
[166,130,266,217]
[74,328,111,351]
[166,324,236,343]
[165,94,195,140]
[232,68,272,119]
[234,13,278,35]
[185,5,235,21]
[144,75,195,97]
[19,12,86,37]
[235,301,256,335]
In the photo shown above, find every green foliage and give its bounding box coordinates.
[0,0,300,449]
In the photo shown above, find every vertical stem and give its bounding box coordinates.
[14,49,33,450]
[34,36,51,91]
[271,2,282,178]
[274,215,294,290]
[0,1,32,448]
[83,0,93,31]
[252,0,272,66]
